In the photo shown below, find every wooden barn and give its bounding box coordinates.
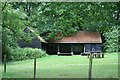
[42,31,102,55]
[18,27,46,48]
[19,29,102,55]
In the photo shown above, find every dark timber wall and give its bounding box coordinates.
[84,43,102,53]
[43,43,84,55]
[42,43,102,55]
[18,37,42,48]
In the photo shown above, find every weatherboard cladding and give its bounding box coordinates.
[49,31,102,43]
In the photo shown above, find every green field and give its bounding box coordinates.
[2,53,118,78]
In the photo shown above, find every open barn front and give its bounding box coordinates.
[73,44,84,55]
[59,43,84,55]
[42,43,84,55]
[42,43,58,55]
[59,43,71,53]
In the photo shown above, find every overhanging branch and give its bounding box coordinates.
[2,2,7,11]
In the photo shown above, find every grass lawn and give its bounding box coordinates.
[2,53,118,78]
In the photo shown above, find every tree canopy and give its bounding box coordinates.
[2,2,120,53]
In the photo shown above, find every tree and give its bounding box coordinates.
[2,2,120,53]
[2,2,29,59]
[2,2,46,60]
[103,26,119,52]
[32,2,119,52]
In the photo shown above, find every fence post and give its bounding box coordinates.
[34,54,36,80]
[4,54,6,73]
[88,52,93,80]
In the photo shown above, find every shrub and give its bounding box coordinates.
[103,26,119,53]
[11,47,48,61]
[2,45,13,61]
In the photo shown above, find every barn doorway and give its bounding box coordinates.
[73,44,84,55]
[59,43,71,53]
[42,43,84,55]
[45,43,58,55]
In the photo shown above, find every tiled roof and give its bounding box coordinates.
[49,31,102,43]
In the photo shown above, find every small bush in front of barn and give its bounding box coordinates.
[11,47,48,61]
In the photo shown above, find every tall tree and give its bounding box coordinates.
[2,2,28,59]
[2,2,119,53]
[32,2,119,52]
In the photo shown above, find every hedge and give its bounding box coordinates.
[9,47,48,61]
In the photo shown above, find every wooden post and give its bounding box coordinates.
[84,46,86,53]
[88,52,93,80]
[34,54,36,80]
[4,54,6,73]
[71,45,73,55]
[57,45,60,54]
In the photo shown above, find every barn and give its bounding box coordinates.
[18,27,46,48]
[19,29,102,55]
[42,31,102,55]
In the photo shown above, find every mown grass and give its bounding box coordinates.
[2,53,118,78]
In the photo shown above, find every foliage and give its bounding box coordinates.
[103,26,119,52]
[2,3,36,48]
[0,26,2,48]
[9,47,48,61]
[2,2,120,54]
[33,3,118,36]
[31,2,119,52]
[2,2,39,60]
[2,45,13,61]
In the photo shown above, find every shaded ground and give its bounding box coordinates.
[2,53,118,78]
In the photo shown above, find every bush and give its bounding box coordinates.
[103,26,119,53]
[2,45,13,61]
[10,47,48,61]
